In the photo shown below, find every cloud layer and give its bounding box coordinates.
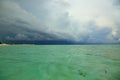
[0,0,120,43]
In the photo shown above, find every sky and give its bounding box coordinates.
[0,0,120,44]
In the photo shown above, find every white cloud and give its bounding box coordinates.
[67,0,120,28]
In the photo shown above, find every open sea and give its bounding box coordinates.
[0,45,120,80]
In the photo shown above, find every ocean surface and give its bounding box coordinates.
[0,45,120,80]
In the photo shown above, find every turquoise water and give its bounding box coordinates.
[0,45,120,80]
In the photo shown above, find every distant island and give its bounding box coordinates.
[0,42,10,46]
[0,40,120,45]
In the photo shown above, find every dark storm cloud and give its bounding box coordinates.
[0,20,58,41]
[0,0,120,43]
[0,0,72,43]
[0,0,59,42]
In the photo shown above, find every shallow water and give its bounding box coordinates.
[0,45,120,80]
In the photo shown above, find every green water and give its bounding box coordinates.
[0,45,120,80]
